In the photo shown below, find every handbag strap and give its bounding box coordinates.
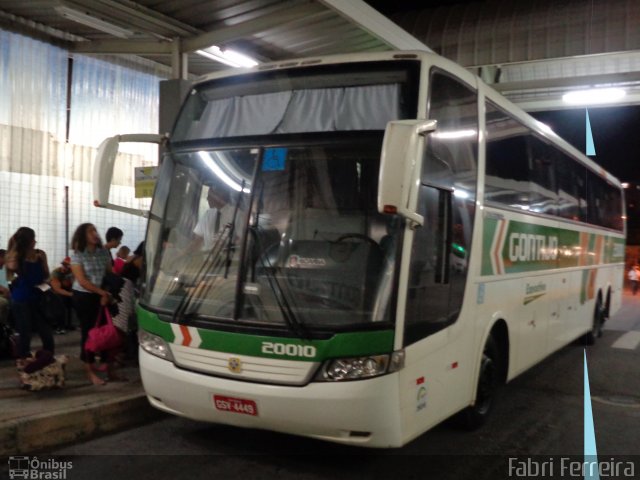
[102,306,114,326]
[94,307,104,328]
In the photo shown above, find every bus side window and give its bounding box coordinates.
[528,136,558,215]
[587,172,623,230]
[557,153,587,222]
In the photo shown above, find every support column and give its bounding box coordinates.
[159,37,192,161]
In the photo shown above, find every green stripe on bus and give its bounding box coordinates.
[481,217,499,276]
[138,306,175,342]
[137,307,394,361]
[481,218,624,276]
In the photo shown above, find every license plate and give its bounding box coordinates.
[213,394,258,416]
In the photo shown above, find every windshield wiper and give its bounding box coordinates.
[243,176,308,338]
[172,225,230,325]
[249,222,309,339]
[176,183,247,323]
[224,180,244,279]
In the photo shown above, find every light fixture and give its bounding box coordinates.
[432,129,476,140]
[198,152,250,193]
[562,88,626,106]
[55,5,134,39]
[196,46,259,68]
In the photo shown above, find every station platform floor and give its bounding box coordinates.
[0,329,160,455]
[0,289,639,456]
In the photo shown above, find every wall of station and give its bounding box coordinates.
[0,29,163,266]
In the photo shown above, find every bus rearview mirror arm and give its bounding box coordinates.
[377,119,437,228]
[93,133,166,218]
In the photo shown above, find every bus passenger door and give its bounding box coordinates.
[397,67,479,440]
[404,185,453,345]
[401,184,462,433]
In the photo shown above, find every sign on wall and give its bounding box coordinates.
[134,166,158,198]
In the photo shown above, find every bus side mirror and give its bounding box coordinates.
[378,119,437,227]
[93,133,165,218]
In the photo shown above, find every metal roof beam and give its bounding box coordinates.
[0,8,82,46]
[511,90,640,112]
[181,3,314,53]
[494,71,640,93]
[317,0,432,52]
[71,40,173,55]
[62,0,199,39]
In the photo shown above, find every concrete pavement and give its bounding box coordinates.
[0,329,162,455]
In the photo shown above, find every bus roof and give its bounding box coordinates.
[190,50,622,190]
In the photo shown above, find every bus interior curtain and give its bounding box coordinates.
[187,84,402,140]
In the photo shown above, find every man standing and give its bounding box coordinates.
[104,227,124,262]
[192,188,230,251]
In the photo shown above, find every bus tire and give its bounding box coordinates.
[458,335,500,430]
[584,300,604,345]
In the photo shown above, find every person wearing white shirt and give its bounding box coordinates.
[192,188,230,251]
[629,265,639,296]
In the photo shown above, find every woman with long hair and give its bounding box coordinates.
[6,227,54,362]
[69,223,114,385]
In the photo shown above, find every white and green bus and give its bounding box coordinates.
[95,50,625,448]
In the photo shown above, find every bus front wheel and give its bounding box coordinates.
[458,335,500,430]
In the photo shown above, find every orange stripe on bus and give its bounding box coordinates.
[180,325,192,346]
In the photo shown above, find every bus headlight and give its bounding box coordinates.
[314,350,405,381]
[139,330,174,362]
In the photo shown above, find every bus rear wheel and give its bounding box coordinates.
[584,300,604,345]
[458,335,500,430]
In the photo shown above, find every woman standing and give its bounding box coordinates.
[69,223,113,385]
[6,227,54,362]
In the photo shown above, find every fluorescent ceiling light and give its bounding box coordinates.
[198,152,250,193]
[55,5,134,38]
[196,46,258,68]
[562,88,626,106]
[432,129,476,140]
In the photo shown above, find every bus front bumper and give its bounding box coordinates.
[140,348,404,447]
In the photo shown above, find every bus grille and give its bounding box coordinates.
[170,344,319,386]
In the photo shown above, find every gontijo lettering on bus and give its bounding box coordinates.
[481,218,624,276]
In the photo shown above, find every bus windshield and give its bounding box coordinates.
[144,136,401,333]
